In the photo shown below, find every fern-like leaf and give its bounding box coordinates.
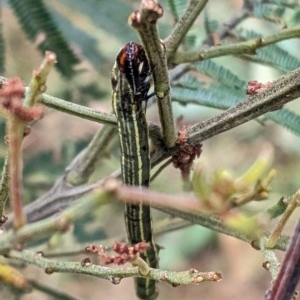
[262,0,300,10]
[8,0,80,77]
[48,7,104,71]
[165,0,187,22]
[267,109,300,137]
[203,11,219,37]
[195,60,246,89]
[60,0,135,42]
[238,29,300,72]
[172,73,300,136]
[253,3,286,23]
[172,75,244,109]
[289,10,300,25]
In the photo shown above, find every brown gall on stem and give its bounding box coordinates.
[262,261,270,271]
[171,282,180,287]
[111,277,122,285]
[251,239,261,250]
[0,214,8,225]
[36,251,44,257]
[45,267,54,274]
[81,257,92,267]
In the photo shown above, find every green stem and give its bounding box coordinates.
[165,0,209,54]
[154,205,289,251]
[173,25,300,65]
[129,1,177,148]
[38,91,162,143]
[42,217,191,258]
[187,67,300,144]
[202,3,251,45]
[25,51,57,107]
[115,181,290,251]
[0,185,111,253]
[265,190,300,249]
[65,125,118,185]
[38,92,117,125]
[260,237,280,280]
[9,250,222,286]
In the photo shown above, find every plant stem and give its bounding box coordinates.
[173,25,300,65]
[129,0,177,148]
[39,91,162,142]
[25,52,57,107]
[0,185,111,253]
[260,237,281,279]
[187,67,300,144]
[65,125,118,185]
[9,250,222,286]
[115,181,289,251]
[265,220,300,300]
[265,190,300,249]
[165,0,209,54]
[203,3,252,45]
[39,92,117,125]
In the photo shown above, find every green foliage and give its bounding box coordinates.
[8,0,80,77]
[48,6,105,71]
[267,109,300,137]
[253,3,286,22]
[239,29,300,72]
[203,11,219,37]
[165,0,187,22]
[289,10,300,25]
[257,0,300,10]
[1,1,300,299]
[172,58,300,136]
[60,0,135,42]
[195,60,245,89]
[172,76,242,109]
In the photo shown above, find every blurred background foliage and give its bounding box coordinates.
[0,0,300,299]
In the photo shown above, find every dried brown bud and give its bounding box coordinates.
[36,251,44,257]
[262,261,270,270]
[45,267,54,274]
[0,214,8,225]
[81,257,92,267]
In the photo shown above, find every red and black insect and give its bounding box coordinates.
[116,42,152,100]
